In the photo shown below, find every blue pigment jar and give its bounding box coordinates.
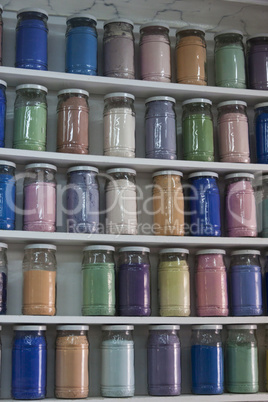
[230,250,263,316]
[12,325,47,399]
[0,160,16,230]
[188,171,221,236]
[191,325,224,395]
[0,80,6,148]
[65,14,98,75]
[15,8,48,70]
[254,102,268,164]
[0,243,8,314]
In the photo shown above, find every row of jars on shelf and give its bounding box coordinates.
[5,323,266,399]
[1,82,268,163]
[2,8,268,90]
[0,243,267,318]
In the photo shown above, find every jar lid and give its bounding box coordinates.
[58,88,89,97]
[140,22,169,31]
[182,98,212,106]
[152,170,183,178]
[57,325,89,331]
[196,249,226,255]
[102,325,134,331]
[247,33,268,41]
[14,325,47,331]
[149,325,180,330]
[104,92,135,101]
[159,248,189,254]
[176,25,205,35]
[0,243,7,249]
[25,163,57,172]
[254,102,268,109]
[0,160,16,168]
[17,8,48,17]
[188,171,218,179]
[231,249,260,256]
[0,80,7,88]
[16,83,48,93]
[67,166,99,174]
[217,100,247,108]
[192,325,223,330]
[83,245,115,252]
[25,244,57,250]
[119,246,150,253]
[66,14,97,23]
[106,168,136,175]
[145,96,176,104]
[214,29,243,39]
[225,172,254,180]
[104,18,134,27]
[227,325,257,330]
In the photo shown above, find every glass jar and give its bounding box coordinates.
[0,5,3,66]
[247,34,268,89]
[12,325,47,399]
[230,250,263,316]
[66,166,99,233]
[0,243,7,314]
[118,246,151,316]
[139,23,171,82]
[105,168,137,234]
[0,80,6,147]
[217,100,250,163]
[145,96,177,160]
[214,30,246,88]
[265,325,268,391]
[22,244,57,316]
[188,172,221,236]
[147,325,181,396]
[262,175,268,237]
[82,245,115,316]
[195,249,228,316]
[152,170,184,236]
[158,248,190,316]
[101,325,135,397]
[103,92,135,157]
[55,325,89,399]
[176,26,207,85]
[15,8,48,70]
[65,14,97,75]
[0,160,16,230]
[225,173,257,237]
[254,102,268,164]
[226,325,258,393]
[191,325,223,395]
[103,19,135,79]
[57,88,89,154]
[182,98,214,161]
[13,84,47,151]
[23,163,57,232]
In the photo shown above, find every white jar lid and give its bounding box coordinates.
[149,325,180,330]
[106,168,136,175]
[119,246,150,253]
[247,33,268,41]
[182,98,212,106]
[14,325,47,331]
[214,29,243,39]
[254,102,268,109]
[140,22,169,31]
[0,160,16,168]
[145,96,176,104]
[176,25,205,35]
[57,325,89,331]
[217,100,247,108]
[159,248,189,254]
[83,245,115,252]
[58,88,89,97]
[188,171,218,179]
[16,84,48,93]
[0,80,7,88]
[227,325,257,330]
[0,243,7,249]
[25,163,57,172]
[66,14,97,23]
[152,170,183,178]
[67,166,99,174]
[225,172,254,180]
[25,244,57,250]
[104,92,135,101]
[192,325,222,330]
[196,249,226,255]
[17,8,48,17]
[104,18,134,27]
[231,249,260,256]
[102,325,134,331]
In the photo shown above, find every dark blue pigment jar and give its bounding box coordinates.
[15,8,48,70]
[188,171,221,236]
[65,14,98,75]
[0,243,8,314]
[0,80,6,148]
[12,325,47,400]
[0,161,16,230]
[230,250,263,316]
[254,102,268,164]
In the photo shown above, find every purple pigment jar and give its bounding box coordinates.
[247,34,268,90]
